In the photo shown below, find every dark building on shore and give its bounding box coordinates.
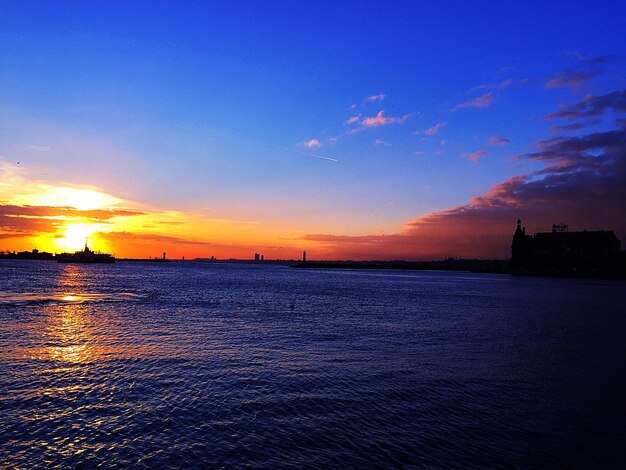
[0,248,55,260]
[511,219,621,274]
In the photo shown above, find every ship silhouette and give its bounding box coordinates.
[56,241,115,264]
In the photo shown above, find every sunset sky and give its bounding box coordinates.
[2,1,625,260]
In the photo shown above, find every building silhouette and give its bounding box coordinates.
[511,219,621,273]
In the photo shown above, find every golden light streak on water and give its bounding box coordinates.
[26,265,106,364]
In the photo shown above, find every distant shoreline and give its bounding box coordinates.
[2,256,625,279]
[290,259,507,272]
[291,260,626,279]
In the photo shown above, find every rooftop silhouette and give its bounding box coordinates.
[511,219,622,276]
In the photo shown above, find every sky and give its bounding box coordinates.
[1,1,625,260]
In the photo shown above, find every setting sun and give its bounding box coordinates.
[58,223,99,252]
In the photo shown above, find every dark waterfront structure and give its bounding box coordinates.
[0,249,55,260]
[511,219,622,275]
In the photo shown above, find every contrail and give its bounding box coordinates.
[308,153,338,162]
[187,126,342,163]
[285,145,339,162]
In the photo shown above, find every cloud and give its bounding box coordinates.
[366,93,385,103]
[302,138,321,149]
[499,78,513,89]
[464,150,488,162]
[345,115,361,125]
[0,231,36,240]
[545,90,626,120]
[99,231,214,246]
[27,144,51,152]
[361,111,411,127]
[568,53,613,66]
[488,135,510,146]
[416,121,446,136]
[374,138,388,146]
[454,92,495,110]
[0,212,58,235]
[0,204,144,219]
[546,54,613,90]
[345,127,366,136]
[546,70,600,90]
[0,204,146,238]
[470,78,513,93]
[549,122,592,133]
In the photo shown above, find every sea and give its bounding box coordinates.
[1,260,625,468]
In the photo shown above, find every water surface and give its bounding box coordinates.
[1,260,625,468]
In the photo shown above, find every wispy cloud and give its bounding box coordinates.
[416,121,446,136]
[549,122,591,133]
[366,93,386,103]
[454,92,495,110]
[302,138,321,149]
[488,135,510,146]
[99,231,214,246]
[470,78,513,93]
[463,150,487,163]
[499,78,513,89]
[345,115,361,125]
[345,127,366,136]
[26,144,50,152]
[0,204,145,236]
[545,90,626,120]
[361,111,411,127]
[567,53,613,65]
[546,70,600,90]
[374,138,390,146]
[546,54,613,90]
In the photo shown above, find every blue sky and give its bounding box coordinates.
[1,1,625,258]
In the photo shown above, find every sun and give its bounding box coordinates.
[59,223,98,252]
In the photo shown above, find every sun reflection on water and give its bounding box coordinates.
[26,265,106,365]
[42,311,94,365]
[48,267,94,364]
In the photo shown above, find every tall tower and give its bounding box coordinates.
[511,219,529,266]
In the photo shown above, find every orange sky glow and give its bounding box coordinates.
[0,168,319,260]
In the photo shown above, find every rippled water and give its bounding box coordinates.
[1,260,625,468]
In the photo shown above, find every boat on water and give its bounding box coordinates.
[57,242,115,264]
